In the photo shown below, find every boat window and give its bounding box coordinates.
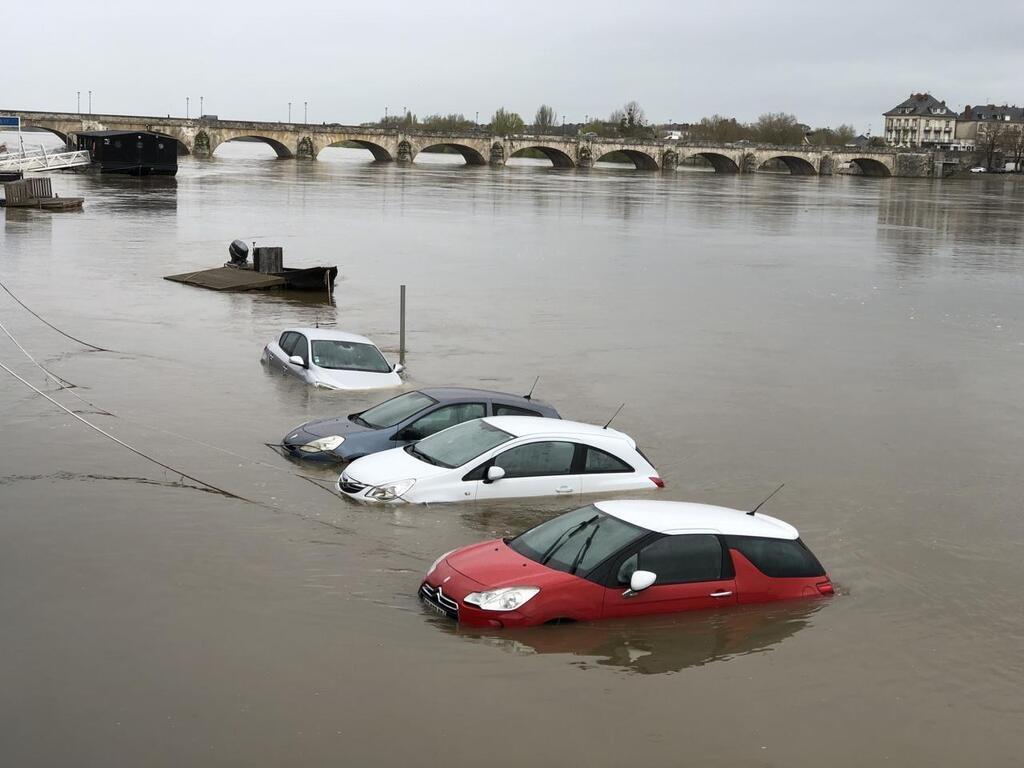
[358,391,437,429]
[310,340,391,373]
[410,419,513,468]
[510,506,646,577]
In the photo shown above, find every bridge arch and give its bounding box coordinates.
[214,135,294,158]
[415,143,487,166]
[594,149,659,171]
[848,157,892,177]
[508,145,575,168]
[680,150,741,173]
[321,139,393,162]
[23,125,70,144]
[758,155,817,175]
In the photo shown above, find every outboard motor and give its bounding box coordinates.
[227,239,250,267]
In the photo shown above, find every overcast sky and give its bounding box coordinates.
[7,0,1023,133]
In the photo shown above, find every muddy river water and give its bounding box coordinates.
[2,139,1023,766]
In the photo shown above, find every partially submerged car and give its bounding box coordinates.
[420,500,833,627]
[282,387,560,462]
[262,328,402,390]
[338,416,662,503]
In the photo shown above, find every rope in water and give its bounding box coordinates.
[0,279,116,353]
[0,359,253,503]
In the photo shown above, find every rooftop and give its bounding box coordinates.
[884,93,955,118]
[288,328,378,345]
[596,499,800,539]
[482,415,630,442]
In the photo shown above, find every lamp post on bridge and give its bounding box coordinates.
[186,97,189,119]
[88,90,91,114]
[200,96,204,116]
[304,101,307,124]
[288,102,292,123]
[77,91,80,114]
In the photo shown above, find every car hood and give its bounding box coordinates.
[287,415,374,442]
[445,539,578,590]
[311,367,402,391]
[343,445,450,486]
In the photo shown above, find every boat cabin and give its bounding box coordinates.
[76,130,178,175]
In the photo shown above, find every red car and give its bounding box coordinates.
[420,500,833,628]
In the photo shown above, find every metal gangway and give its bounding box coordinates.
[0,146,91,173]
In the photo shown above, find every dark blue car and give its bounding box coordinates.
[281,387,561,463]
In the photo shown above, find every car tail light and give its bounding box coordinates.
[816,580,834,596]
[649,476,665,488]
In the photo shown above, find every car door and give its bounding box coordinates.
[394,403,486,444]
[284,333,309,380]
[471,440,583,501]
[601,534,737,619]
[270,332,295,371]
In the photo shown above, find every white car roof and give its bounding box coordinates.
[286,328,379,346]
[595,500,799,539]
[483,416,632,442]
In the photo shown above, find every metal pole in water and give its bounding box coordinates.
[399,284,406,366]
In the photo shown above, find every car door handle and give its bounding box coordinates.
[709,590,733,598]
[555,485,574,494]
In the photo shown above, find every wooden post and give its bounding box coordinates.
[399,284,406,366]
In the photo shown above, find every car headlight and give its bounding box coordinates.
[427,549,456,577]
[313,380,339,390]
[299,435,345,453]
[366,478,416,501]
[464,587,540,612]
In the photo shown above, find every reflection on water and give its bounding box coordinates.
[431,600,824,675]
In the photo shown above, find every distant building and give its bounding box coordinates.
[883,93,957,148]
[955,104,1024,151]
[846,135,872,148]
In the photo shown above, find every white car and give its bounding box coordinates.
[969,166,987,173]
[337,416,664,503]
[262,328,403,390]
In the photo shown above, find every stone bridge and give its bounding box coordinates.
[5,109,934,177]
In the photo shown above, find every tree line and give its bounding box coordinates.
[373,103,867,147]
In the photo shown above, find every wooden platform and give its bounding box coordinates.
[164,267,287,291]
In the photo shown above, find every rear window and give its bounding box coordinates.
[725,536,825,578]
[493,403,541,417]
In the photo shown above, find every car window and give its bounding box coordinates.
[584,446,633,473]
[618,535,724,585]
[310,340,390,372]
[493,441,576,478]
[358,391,437,429]
[405,403,485,440]
[724,536,825,578]
[279,332,297,355]
[492,403,542,417]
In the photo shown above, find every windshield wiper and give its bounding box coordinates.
[539,514,598,566]
[406,444,444,466]
[350,414,372,428]
[569,522,601,575]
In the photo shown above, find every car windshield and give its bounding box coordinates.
[509,506,646,577]
[357,391,437,428]
[310,340,391,373]
[408,419,513,469]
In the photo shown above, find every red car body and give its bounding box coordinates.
[420,500,832,628]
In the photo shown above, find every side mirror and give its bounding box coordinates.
[623,570,656,598]
[288,355,306,368]
[393,362,405,374]
[484,465,506,484]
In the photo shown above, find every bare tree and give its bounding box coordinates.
[534,104,556,133]
[979,121,1005,170]
[610,101,649,138]
[491,107,525,136]
[1004,124,1024,172]
[753,113,805,145]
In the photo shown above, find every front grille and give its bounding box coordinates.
[339,474,367,494]
[419,582,459,619]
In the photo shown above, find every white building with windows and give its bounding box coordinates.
[884,93,957,149]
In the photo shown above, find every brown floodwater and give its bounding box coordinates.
[2,138,1023,766]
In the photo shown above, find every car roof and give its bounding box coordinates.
[285,328,378,345]
[482,415,630,441]
[418,387,552,407]
[595,500,799,539]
